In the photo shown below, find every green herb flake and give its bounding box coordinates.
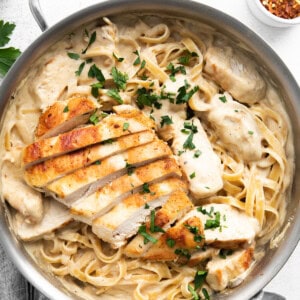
[183,133,196,150]
[184,121,198,133]
[136,88,161,109]
[107,88,123,104]
[63,106,69,113]
[125,162,136,176]
[113,52,124,62]
[144,203,150,209]
[194,234,204,242]
[174,248,191,260]
[94,160,101,165]
[82,31,96,54]
[166,238,176,248]
[202,288,210,300]
[166,62,186,81]
[100,138,115,145]
[140,183,151,194]
[178,150,185,156]
[188,285,199,300]
[219,249,233,259]
[184,224,198,234]
[75,62,85,76]
[88,64,105,83]
[90,82,103,98]
[140,60,146,69]
[160,115,173,128]
[194,270,208,290]
[194,150,202,158]
[189,172,196,179]
[219,95,227,103]
[248,130,254,135]
[67,52,80,60]
[150,209,155,233]
[85,58,93,64]
[176,85,199,104]
[234,109,239,113]
[178,51,198,65]
[123,122,129,131]
[111,66,128,90]
[181,129,190,134]
[205,211,221,230]
[138,224,158,244]
[133,50,141,65]
[89,113,99,125]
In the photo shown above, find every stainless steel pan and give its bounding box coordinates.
[0,0,299,299]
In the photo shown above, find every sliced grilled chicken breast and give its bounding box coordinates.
[188,204,259,249]
[22,114,152,167]
[188,248,220,267]
[206,247,254,291]
[171,117,223,199]
[204,46,266,104]
[142,215,205,261]
[35,95,97,139]
[92,177,187,248]
[124,190,193,258]
[46,139,172,203]
[24,130,155,188]
[12,199,72,241]
[70,157,182,224]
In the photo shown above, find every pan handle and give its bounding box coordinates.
[28,0,48,32]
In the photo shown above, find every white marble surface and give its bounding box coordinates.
[0,0,299,299]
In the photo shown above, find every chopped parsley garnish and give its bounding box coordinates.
[86,58,93,64]
[113,52,124,62]
[144,203,150,209]
[181,129,190,134]
[174,248,191,260]
[123,122,129,131]
[183,133,196,150]
[75,62,85,76]
[202,288,210,300]
[197,206,214,217]
[88,64,105,83]
[219,95,227,103]
[111,66,128,90]
[194,150,202,158]
[0,20,21,76]
[82,31,96,54]
[150,209,155,233]
[194,234,204,242]
[138,225,158,244]
[178,51,198,65]
[136,88,161,109]
[189,172,196,179]
[184,224,198,234]
[184,121,198,133]
[140,60,146,69]
[234,109,239,113]
[166,238,176,248]
[90,82,103,98]
[89,113,99,125]
[67,52,80,60]
[107,88,123,104]
[100,138,115,145]
[205,211,221,230]
[166,62,186,81]
[194,270,208,290]
[125,162,135,175]
[94,160,101,165]
[188,285,199,300]
[63,106,69,113]
[140,183,151,194]
[133,50,141,65]
[160,115,173,128]
[178,150,185,156]
[248,130,254,135]
[176,85,199,104]
[219,249,233,259]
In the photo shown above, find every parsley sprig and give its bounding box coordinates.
[0,20,21,76]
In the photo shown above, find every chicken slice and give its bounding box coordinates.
[188,248,220,267]
[92,177,187,248]
[206,247,254,291]
[124,190,193,258]
[70,157,182,224]
[142,215,205,261]
[204,46,266,104]
[171,117,223,199]
[2,161,43,224]
[25,130,155,188]
[46,139,172,203]
[35,95,98,139]
[188,204,259,249]
[206,93,262,161]
[12,199,72,241]
[22,114,152,167]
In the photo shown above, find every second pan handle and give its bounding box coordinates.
[28,0,48,32]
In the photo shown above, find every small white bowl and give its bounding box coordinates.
[246,0,300,27]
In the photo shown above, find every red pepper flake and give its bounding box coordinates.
[260,0,300,19]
